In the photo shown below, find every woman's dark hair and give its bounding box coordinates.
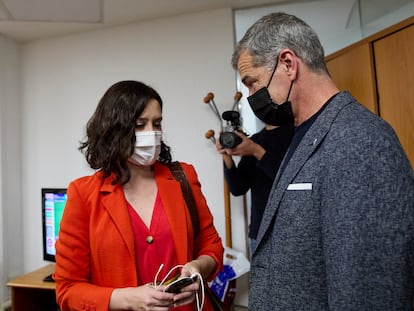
[79,80,172,185]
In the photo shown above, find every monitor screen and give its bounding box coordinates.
[41,188,67,262]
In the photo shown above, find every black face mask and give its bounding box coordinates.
[247,58,294,126]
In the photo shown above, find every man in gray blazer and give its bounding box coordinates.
[231,12,414,310]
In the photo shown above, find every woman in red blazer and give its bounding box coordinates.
[54,80,223,311]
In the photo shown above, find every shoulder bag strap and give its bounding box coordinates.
[169,162,225,311]
[168,161,200,237]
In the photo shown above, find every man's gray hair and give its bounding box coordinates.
[232,12,328,73]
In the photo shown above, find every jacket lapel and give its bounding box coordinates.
[100,179,136,264]
[255,92,352,249]
[98,164,191,266]
[154,163,190,264]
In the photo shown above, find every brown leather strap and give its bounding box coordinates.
[169,162,226,310]
[168,161,200,237]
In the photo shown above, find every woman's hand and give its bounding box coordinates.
[169,277,200,307]
[109,284,175,310]
[168,255,217,307]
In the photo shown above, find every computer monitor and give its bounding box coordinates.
[41,188,67,262]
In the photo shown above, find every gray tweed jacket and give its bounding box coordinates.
[249,92,414,311]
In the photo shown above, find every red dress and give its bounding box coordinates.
[128,192,196,310]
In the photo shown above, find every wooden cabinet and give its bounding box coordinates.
[326,17,414,168]
[326,43,377,114]
[7,264,58,311]
[373,24,414,169]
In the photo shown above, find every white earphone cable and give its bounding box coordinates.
[153,264,205,311]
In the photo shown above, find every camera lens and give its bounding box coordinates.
[219,132,242,148]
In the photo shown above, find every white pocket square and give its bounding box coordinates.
[287,183,312,190]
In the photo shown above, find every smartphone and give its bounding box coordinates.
[164,274,198,293]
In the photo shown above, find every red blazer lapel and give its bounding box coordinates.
[100,179,136,266]
[154,163,190,264]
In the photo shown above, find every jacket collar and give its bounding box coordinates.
[97,162,190,265]
[255,91,354,251]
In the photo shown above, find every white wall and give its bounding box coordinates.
[0,35,23,305]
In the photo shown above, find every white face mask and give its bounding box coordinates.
[129,131,162,166]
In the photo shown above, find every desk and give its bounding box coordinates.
[7,264,59,311]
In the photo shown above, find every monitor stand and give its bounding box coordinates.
[43,273,55,282]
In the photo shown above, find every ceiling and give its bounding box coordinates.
[1,0,410,43]
[0,0,311,42]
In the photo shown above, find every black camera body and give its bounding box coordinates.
[219,110,243,148]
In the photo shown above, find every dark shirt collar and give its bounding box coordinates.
[279,92,339,175]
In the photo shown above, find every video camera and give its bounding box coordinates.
[203,91,246,149]
[219,110,243,148]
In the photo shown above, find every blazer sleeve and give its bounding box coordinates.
[320,121,414,309]
[223,156,254,196]
[181,162,224,280]
[54,178,114,311]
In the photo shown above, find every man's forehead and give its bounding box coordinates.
[237,52,255,70]
[238,53,267,83]
[238,53,256,77]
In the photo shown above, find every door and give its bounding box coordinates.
[374,25,414,168]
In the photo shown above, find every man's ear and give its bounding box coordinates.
[279,49,297,80]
